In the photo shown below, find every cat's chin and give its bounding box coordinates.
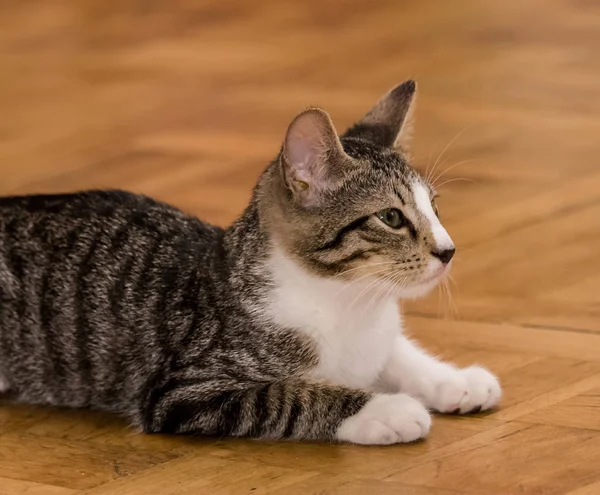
[395,271,448,300]
[395,281,439,300]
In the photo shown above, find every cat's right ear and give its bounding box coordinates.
[343,80,417,150]
[281,108,346,207]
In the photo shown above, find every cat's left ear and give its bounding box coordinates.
[281,108,348,207]
[343,80,417,150]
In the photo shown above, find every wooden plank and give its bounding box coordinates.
[0,432,177,490]
[387,424,600,494]
[0,478,79,495]
[1,0,600,494]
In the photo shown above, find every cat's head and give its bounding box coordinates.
[261,81,455,299]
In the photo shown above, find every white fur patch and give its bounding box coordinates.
[265,246,460,392]
[264,245,501,426]
[433,366,502,413]
[336,393,431,445]
[265,246,402,389]
[412,181,454,251]
[380,337,502,413]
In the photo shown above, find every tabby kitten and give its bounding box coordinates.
[0,81,501,444]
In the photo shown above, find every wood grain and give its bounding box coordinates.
[1,0,599,493]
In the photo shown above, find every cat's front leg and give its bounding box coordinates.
[379,336,502,414]
[138,377,431,445]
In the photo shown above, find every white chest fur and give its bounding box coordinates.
[265,248,403,389]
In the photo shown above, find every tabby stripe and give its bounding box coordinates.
[330,247,382,266]
[103,221,138,403]
[146,381,373,440]
[109,256,135,318]
[40,260,64,389]
[5,235,25,371]
[132,236,162,306]
[407,222,418,240]
[107,220,134,260]
[282,394,303,438]
[75,233,102,404]
[159,395,206,434]
[393,186,407,205]
[154,256,181,349]
[218,391,245,436]
[173,273,203,352]
[315,216,370,252]
[140,371,177,428]
[398,173,412,192]
[358,231,383,243]
[250,385,272,437]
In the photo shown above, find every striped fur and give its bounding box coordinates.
[0,81,479,443]
[0,191,372,438]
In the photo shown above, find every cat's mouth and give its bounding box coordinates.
[405,262,451,293]
[420,264,449,284]
[389,263,450,300]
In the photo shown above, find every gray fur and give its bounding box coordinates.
[0,81,435,441]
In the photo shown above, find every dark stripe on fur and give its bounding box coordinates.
[143,380,370,441]
[315,216,370,252]
[318,248,383,272]
[75,233,103,406]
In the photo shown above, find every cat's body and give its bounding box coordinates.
[0,81,501,444]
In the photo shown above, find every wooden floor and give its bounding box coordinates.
[1,1,600,494]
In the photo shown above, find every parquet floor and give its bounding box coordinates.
[1,1,599,494]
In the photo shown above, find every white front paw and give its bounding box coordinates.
[431,366,502,414]
[336,394,431,445]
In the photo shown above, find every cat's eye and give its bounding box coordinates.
[431,199,440,218]
[376,208,406,229]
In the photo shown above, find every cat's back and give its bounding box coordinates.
[0,189,209,231]
[0,189,223,256]
[0,190,225,409]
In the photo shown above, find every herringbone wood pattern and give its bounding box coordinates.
[1,1,599,494]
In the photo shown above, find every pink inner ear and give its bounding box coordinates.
[285,112,330,187]
[287,134,320,180]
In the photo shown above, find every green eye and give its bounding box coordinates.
[376,208,405,229]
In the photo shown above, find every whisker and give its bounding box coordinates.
[435,177,476,189]
[384,271,409,298]
[363,271,398,316]
[447,274,459,291]
[363,272,393,314]
[428,155,451,185]
[441,280,449,318]
[428,127,469,187]
[424,135,445,183]
[348,273,386,313]
[448,281,458,318]
[334,266,394,298]
[387,274,409,307]
[374,273,408,316]
[441,279,448,314]
[442,278,458,319]
[431,159,475,188]
[331,261,398,279]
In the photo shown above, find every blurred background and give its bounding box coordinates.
[1,0,598,328]
[1,1,599,494]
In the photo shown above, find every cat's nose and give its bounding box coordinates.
[431,248,455,265]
